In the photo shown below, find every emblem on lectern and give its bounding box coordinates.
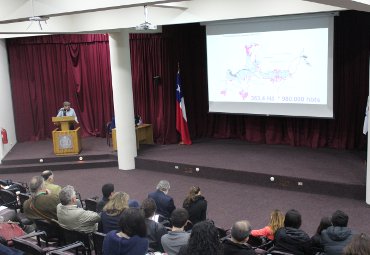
[59,135,73,149]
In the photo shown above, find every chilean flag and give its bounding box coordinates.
[176,69,192,145]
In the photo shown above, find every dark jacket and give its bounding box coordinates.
[103,230,148,255]
[183,195,207,226]
[223,238,257,255]
[320,226,353,255]
[310,233,325,254]
[96,197,109,213]
[145,218,168,252]
[273,227,313,255]
[148,190,175,219]
[100,211,123,234]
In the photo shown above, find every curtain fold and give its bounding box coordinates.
[7,34,114,142]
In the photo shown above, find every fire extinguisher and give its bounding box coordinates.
[1,128,8,144]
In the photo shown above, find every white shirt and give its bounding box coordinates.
[57,108,79,123]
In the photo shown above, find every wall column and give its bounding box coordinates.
[0,39,16,163]
[109,30,137,170]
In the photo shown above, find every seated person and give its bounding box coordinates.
[178,221,223,255]
[103,207,148,255]
[141,198,168,252]
[23,176,60,221]
[310,216,332,254]
[321,210,354,255]
[182,186,207,227]
[251,209,284,241]
[100,192,130,234]
[57,185,100,233]
[273,209,312,255]
[97,183,115,213]
[343,233,370,255]
[223,220,256,255]
[148,180,176,220]
[41,170,62,195]
[161,208,190,255]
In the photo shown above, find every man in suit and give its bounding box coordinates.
[148,180,176,220]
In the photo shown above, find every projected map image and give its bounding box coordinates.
[207,28,328,104]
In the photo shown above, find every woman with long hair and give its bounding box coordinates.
[103,207,148,255]
[344,233,370,255]
[178,220,223,255]
[101,192,130,233]
[311,216,332,253]
[250,209,284,240]
[182,186,207,227]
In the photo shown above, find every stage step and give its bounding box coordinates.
[135,157,366,200]
[0,155,117,174]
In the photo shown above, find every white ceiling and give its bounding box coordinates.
[0,0,367,38]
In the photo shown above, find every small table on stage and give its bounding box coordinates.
[112,124,154,150]
[52,116,81,155]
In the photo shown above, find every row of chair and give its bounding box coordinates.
[12,231,87,255]
[32,219,106,255]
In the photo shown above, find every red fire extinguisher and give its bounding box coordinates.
[1,128,8,144]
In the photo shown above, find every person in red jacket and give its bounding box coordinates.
[250,209,284,241]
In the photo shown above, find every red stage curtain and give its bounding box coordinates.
[130,33,178,144]
[7,34,114,142]
[130,12,369,150]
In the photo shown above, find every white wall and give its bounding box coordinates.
[0,39,16,163]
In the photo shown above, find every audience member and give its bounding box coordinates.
[57,185,100,233]
[178,220,223,255]
[141,198,168,252]
[161,208,190,255]
[148,180,176,220]
[251,209,284,241]
[273,209,312,255]
[129,199,140,208]
[23,176,60,221]
[96,183,115,213]
[223,220,256,255]
[41,170,62,195]
[321,210,354,255]
[103,207,148,255]
[343,233,370,255]
[100,192,130,234]
[310,216,331,254]
[182,186,207,227]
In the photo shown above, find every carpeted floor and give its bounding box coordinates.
[1,166,369,237]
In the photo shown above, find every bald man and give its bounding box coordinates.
[223,220,257,255]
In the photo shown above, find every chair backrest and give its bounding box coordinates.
[92,232,106,255]
[34,219,64,246]
[18,193,30,213]
[0,189,19,210]
[61,227,91,254]
[12,238,47,255]
[84,198,98,212]
[49,241,86,255]
[12,231,48,255]
[106,121,112,133]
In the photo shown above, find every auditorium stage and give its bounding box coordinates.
[0,137,367,200]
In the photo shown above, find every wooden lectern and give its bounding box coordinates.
[52,116,81,155]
